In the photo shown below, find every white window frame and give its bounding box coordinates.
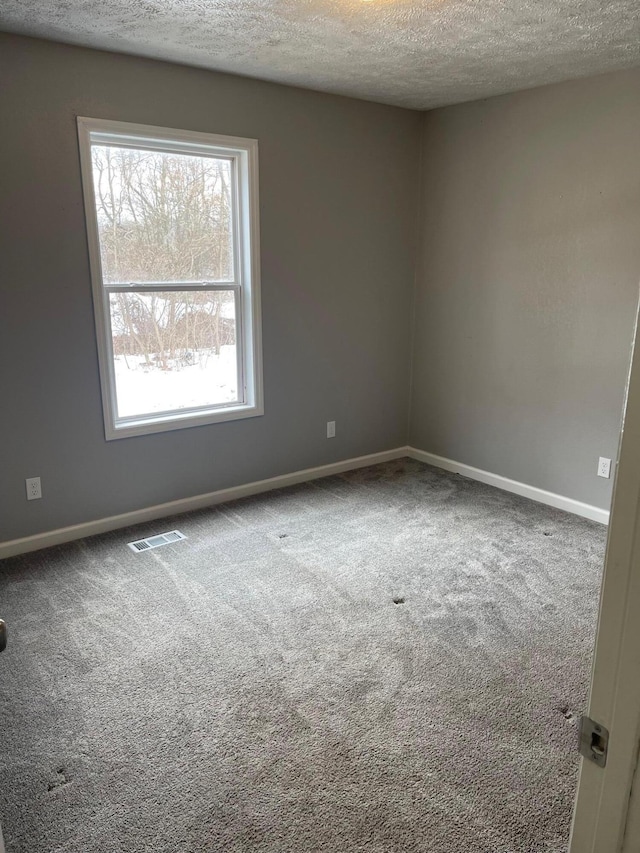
[77,117,263,440]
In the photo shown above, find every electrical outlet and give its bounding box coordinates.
[327,420,336,439]
[26,477,42,500]
[597,457,612,479]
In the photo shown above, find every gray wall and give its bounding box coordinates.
[0,34,421,542]
[409,68,640,510]
[2,34,638,543]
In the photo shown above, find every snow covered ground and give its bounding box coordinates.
[114,345,238,418]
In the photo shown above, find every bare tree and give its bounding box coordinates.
[93,146,236,371]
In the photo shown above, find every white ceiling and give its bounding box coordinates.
[1,0,639,109]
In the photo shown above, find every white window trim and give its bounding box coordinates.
[77,117,263,441]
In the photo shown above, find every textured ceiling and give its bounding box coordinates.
[1,0,639,109]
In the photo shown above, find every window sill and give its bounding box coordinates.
[105,402,264,441]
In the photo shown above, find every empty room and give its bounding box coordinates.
[1,2,640,851]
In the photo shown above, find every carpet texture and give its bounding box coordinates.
[0,459,605,853]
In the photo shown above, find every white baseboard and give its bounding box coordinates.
[1,444,609,559]
[407,446,610,525]
[0,447,407,559]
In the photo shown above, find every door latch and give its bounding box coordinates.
[579,715,609,767]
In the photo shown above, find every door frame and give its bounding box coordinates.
[570,295,640,851]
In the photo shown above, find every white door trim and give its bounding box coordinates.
[569,294,640,852]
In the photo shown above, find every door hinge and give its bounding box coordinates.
[579,715,609,767]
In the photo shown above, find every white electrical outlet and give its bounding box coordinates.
[26,477,42,500]
[327,420,336,439]
[597,457,612,479]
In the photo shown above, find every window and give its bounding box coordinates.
[77,118,262,440]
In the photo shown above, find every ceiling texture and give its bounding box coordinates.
[1,0,639,109]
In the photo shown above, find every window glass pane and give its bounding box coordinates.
[109,291,238,418]
[91,145,234,283]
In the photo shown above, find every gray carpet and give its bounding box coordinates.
[0,459,605,853]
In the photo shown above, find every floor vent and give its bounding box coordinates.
[128,530,186,553]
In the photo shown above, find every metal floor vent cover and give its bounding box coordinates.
[128,530,186,553]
